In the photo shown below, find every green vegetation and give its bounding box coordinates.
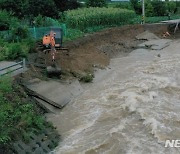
[0,38,35,61]
[65,7,135,30]
[145,15,180,23]
[128,14,180,25]
[111,2,133,10]
[86,0,107,7]
[64,28,84,41]
[0,76,47,145]
[80,73,94,83]
[0,10,19,30]
[130,0,180,17]
[0,0,80,18]
[0,0,180,152]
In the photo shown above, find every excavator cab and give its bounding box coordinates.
[51,27,63,48]
[43,27,63,49]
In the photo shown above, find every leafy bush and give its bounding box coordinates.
[33,15,61,27]
[80,73,94,83]
[65,7,136,30]
[86,0,107,7]
[0,37,35,61]
[3,43,26,60]
[10,25,29,41]
[0,10,19,30]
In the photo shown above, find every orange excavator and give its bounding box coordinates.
[41,27,68,75]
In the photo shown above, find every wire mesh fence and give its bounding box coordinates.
[0,24,67,41]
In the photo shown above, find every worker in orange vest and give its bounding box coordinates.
[43,34,51,48]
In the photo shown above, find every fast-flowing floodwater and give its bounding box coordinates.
[48,39,180,154]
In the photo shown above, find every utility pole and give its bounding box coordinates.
[142,0,145,24]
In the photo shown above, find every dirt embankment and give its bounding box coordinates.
[27,24,172,80]
[57,24,169,75]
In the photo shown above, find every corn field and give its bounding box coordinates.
[65,7,136,30]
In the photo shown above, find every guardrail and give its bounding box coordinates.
[0,59,26,76]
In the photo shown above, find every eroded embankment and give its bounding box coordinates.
[54,24,168,76]
[45,25,180,154]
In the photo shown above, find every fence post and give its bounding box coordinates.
[33,26,37,39]
[23,58,26,70]
[62,24,67,36]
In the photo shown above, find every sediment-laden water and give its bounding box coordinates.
[48,39,180,154]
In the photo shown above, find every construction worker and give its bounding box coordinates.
[43,34,50,48]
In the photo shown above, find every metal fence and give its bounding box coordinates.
[0,59,26,76]
[0,24,67,41]
[29,25,67,39]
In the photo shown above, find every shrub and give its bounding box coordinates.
[86,0,107,7]
[65,7,136,30]
[80,73,94,83]
[33,15,61,27]
[0,10,19,30]
[5,43,26,60]
[10,26,29,41]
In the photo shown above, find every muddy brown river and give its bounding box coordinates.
[47,39,180,154]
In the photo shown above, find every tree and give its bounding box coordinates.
[151,0,167,16]
[0,10,19,30]
[130,0,142,15]
[0,0,26,17]
[53,0,80,12]
[86,0,107,7]
[145,0,153,17]
[27,0,58,18]
[0,0,59,18]
[166,1,176,13]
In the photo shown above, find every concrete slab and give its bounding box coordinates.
[136,31,160,40]
[26,79,83,111]
[138,39,172,50]
[0,61,27,76]
[129,49,150,57]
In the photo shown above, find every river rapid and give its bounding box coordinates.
[48,39,180,154]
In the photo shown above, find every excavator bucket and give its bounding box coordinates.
[46,65,61,77]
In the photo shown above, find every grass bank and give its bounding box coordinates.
[0,76,55,153]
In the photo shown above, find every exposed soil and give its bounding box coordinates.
[27,24,172,79]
